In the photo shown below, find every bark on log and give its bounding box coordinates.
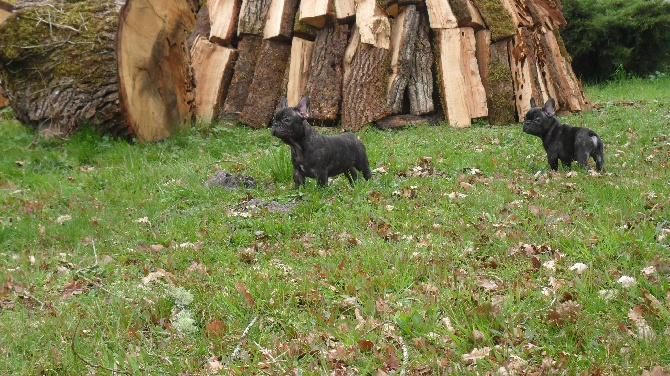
[459,27,488,118]
[191,37,237,120]
[238,0,272,36]
[476,29,516,124]
[526,0,565,30]
[356,0,391,50]
[375,114,441,129]
[435,28,470,127]
[298,0,333,29]
[264,0,299,41]
[293,10,319,40]
[238,40,292,128]
[305,24,349,121]
[286,37,314,106]
[209,0,240,44]
[117,0,197,143]
[470,0,516,41]
[0,0,127,137]
[188,4,211,50]
[407,10,434,115]
[508,29,536,120]
[388,5,419,114]
[222,36,263,116]
[341,27,391,131]
[0,1,11,108]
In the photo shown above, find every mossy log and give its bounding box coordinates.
[0,0,127,137]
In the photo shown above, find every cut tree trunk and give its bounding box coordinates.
[0,0,128,137]
[459,27,488,118]
[298,0,333,29]
[435,28,471,127]
[117,0,197,143]
[0,1,11,108]
[476,29,516,124]
[356,0,391,50]
[341,27,391,131]
[388,5,419,114]
[407,10,434,115]
[375,114,441,129]
[305,24,349,121]
[209,0,240,44]
[191,37,237,120]
[238,40,292,128]
[222,36,263,116]
[264,0,299,41]
[238,0,272,36]
[286,37,314,106]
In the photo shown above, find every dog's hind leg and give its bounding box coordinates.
[345,168,357,185]
[593,137,605,171]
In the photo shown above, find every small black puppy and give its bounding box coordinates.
[270,95,372,188]
[523,98,604,171]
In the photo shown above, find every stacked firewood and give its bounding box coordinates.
[193,0,589,130]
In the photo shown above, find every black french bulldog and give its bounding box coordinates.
[270,95,372,188]
[523,98,604,172]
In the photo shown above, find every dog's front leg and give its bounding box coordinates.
[547,155,559,170]
[293,169,305,189]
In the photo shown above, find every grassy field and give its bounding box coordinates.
[1,76,668,375]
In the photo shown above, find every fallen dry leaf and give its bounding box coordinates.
[205,318,227,337]
[141,268,175,285]
[629,306,655,340]
[569,262,588,274]
[461,346,491,364]
[618,276,637,288]
[236,281,255,308]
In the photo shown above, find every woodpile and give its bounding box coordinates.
[0,0,588,140]
[195,0,588,128]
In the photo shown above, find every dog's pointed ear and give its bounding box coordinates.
[543,98,556,117]
[530,98,536,108]
[296,95,310,118]
[279,97,288,109]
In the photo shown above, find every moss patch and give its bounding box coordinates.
[486,60,516,124]
[470,0,515,41]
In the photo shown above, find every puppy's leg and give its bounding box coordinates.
[358,159,372,180]
[345,168,357,185]
[576,151,591,170]
[593,139,605,172]
[293,169,305,189]
[547,155,559,171]
[316,172,329,187]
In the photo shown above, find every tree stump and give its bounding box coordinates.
[117,0,197,142]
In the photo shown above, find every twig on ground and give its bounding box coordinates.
[254,341,286,374]
[71,318,131,375]
[230,315,259,361]
[75,237,99,275]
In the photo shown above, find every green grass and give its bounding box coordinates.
[1,77,669,375]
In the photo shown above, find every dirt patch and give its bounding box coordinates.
[206,170,257,189]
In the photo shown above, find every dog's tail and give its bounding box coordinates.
[592,135,605,172]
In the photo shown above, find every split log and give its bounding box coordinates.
[264,0,299,41]
[435,28,470,127]
[470,0,516,41]
[0,0,128,137]
[425,0,457,29]
[375,114,441,129]
[306,24,349,121]
[384,0,423,18]
[238,40,292,128]
[286,37,314,106]
[117,0,197,143]
[222,36,263,116]
[449,0,485,29]
[356,0,391,50]
[238,0,272,36]
[334,0,355,22]
[209,0,240,44]
[407,10,434,115]
[298,0,333,29]
[500,0,533,28]
[341,27,392,131]
[191,37,237,120]
[293,10,319,40]
[0,1,11,108]
[476,29,516,124]
[388,5,419,114]
[507,27,544,120]
[525,0,565,30]
[188,4,211,50]
[459,27,487,118]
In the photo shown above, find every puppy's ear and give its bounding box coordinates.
[530,98,536,108]
[543,98,556,117]
[296,95,310,118]
[280,97,288,109]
